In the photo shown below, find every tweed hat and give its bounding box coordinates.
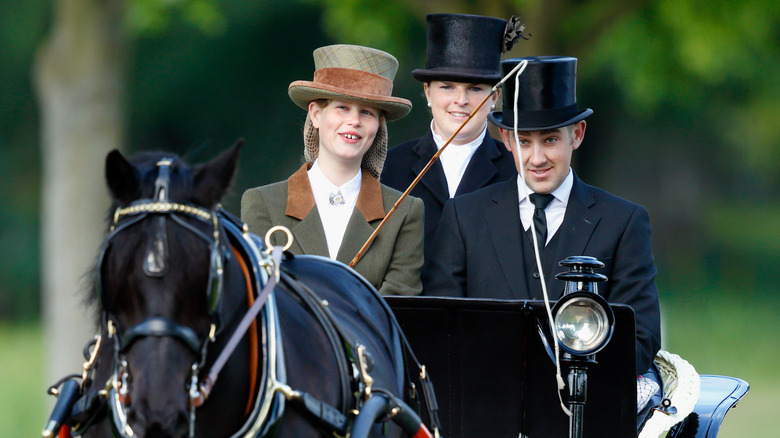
[288,44,412,121]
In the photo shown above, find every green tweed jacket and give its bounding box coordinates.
[241,163,424,296]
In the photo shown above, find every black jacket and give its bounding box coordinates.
[423,174,662,374]
[382,131,516,262]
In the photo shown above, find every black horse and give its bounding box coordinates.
[44,144,437,438]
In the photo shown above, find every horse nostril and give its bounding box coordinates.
[150,409,190,438]
[126,407,145,433]
[125,405,135,419]
[138,414,189,438]
[146,425,176,438]
[127,403,189,438]
[171,411,190,437]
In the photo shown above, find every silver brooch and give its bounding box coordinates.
[329,190,345,206]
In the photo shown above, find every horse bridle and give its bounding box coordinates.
[84,158,440,438]
[97,159,226,318]
[96,158,229,437]
[93,158,303,438]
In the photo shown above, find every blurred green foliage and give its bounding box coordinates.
[587,0,780,183]
[0,0,777,327]
[313,0,423,56]
[0,0,48,320]
[2,2,778,433]
[660,288,779,437]
[127,0,226,36]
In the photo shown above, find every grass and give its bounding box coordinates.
[660,288,780,437]
[1,289,776,436]
[0,322,45,435]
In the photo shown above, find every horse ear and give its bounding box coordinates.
[105,149,140,204]
[193,140,243,208]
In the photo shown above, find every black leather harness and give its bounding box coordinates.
[45,158,441,438]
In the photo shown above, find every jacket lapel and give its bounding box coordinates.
[552,173,600,276]
[285,163,329,257]
[454,135,502,196]
[411,133,449,205]
[285,165,387,263]
[336,210,377,266]
[485,178,528,299]
[290,210,329,257]
[336,170,385,265]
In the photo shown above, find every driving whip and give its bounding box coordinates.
[349,60,529,267]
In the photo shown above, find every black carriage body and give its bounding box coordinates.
[386,296,637,438]
[667,375,749,438]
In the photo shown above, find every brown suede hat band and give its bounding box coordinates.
[315,68,392,97]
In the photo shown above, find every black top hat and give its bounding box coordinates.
[488,56,593,131]
[412,13,510,84]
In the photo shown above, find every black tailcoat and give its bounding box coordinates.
[382,131,516,262]
[423,174,662,373]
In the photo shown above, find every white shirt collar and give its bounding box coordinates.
[430,120,487,197]
[516,168,574,205]
[307,160,362,259]
[307,160,362,206]
[516,169,574,245]
[429,120,487,151]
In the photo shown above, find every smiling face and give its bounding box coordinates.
[500,121,586,194]
[309,99,381,172]
[424,80,498,145]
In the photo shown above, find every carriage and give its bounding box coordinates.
[386,296,749,438]
[42,146,748,438]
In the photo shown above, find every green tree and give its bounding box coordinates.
[34,0,224,385]
[311,0,780,287]
[313,0,779,182]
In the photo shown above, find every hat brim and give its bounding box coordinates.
[487,108,593,131]
[412,68,501,84]
[289,81,412,121]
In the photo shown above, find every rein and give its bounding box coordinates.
[93,159,236,437]
[47,160,438,438]
[96,202,290,438]
[200,245,282,402]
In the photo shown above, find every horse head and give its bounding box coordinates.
[98,144,240,437]
[60,141,438,438]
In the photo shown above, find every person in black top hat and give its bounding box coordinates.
[423,57,663,422]
[381,13,526,264]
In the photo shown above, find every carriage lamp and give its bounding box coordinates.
[553,256,614,438]
[554,255,614,355]
[553,291,613,355]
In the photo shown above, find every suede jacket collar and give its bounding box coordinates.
[285,163,386,222]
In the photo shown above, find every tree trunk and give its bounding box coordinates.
[34,0,126,386]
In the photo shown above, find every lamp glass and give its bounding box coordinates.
[555,297,610,353]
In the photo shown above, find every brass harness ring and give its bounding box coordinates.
[264,225,293,254]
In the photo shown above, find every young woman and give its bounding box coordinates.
[381,13,526,263]
[241,44,423,296]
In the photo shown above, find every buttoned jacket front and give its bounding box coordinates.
[423,174,662,373]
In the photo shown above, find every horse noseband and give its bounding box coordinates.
[118,316,205,354]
